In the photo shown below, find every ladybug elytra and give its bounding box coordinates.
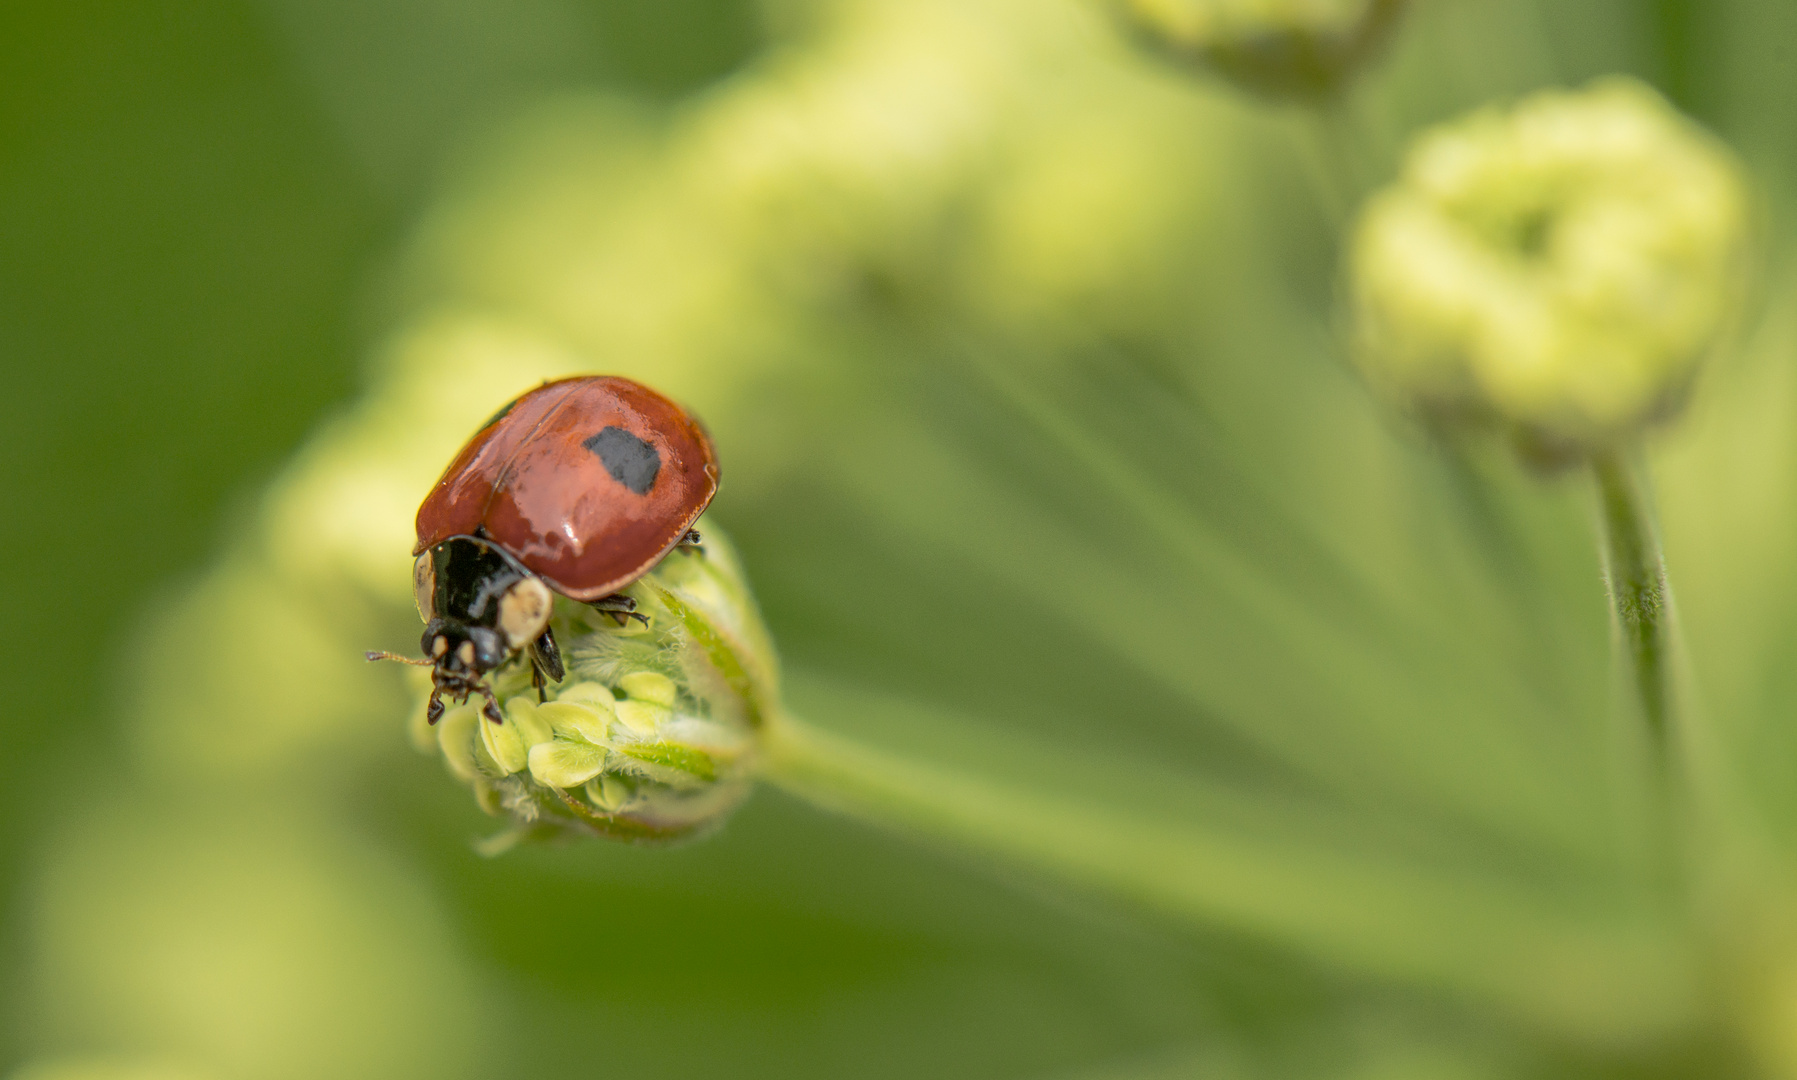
[369,376,720,724]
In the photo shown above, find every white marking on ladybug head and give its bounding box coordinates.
[457,641,476,667]
[413,551,436,622]
[431,636,449,658]
[497,575,553,651]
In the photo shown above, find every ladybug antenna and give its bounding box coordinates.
[364,650,433,666]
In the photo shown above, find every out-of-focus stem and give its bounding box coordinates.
[1296,91,1380,236]
[758,712,1692,1044]
[1592,448,1675,779]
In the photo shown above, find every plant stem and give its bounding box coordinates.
[1296,92,1378,233]
[1591,448,1675,780]
[1294,114,1351,230]
[757,712,1688,1039]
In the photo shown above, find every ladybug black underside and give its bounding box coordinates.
[428,536,564,689]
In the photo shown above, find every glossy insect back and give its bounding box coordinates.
[416,376,721,600]
[416,382,578,551]
[385,376,723,728]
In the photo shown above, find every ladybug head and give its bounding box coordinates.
[420,616,510,722]
[409,536,556,724]
[422,617,508,674]
[369,536,557,724]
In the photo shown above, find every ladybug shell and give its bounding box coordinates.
[415,376,720,601]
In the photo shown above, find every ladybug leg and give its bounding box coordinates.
[524,629,562,703]
[531,626,565,684]
[426,688,445,726]
[591,593,650,628]
[676,528,704,555]
[478,683,504,724]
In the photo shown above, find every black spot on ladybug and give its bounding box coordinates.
[584,426,661,495]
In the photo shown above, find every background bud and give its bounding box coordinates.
[1347,77,1752,463]
[1113,0,1409,100]
[413,520,777,847]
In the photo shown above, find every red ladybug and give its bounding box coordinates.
[370,376,719,724]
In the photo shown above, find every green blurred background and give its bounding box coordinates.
[7,1,1797,1077]
[0,0,765,1069]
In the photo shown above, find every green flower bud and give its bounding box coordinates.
[1347,78,1752,464]
[414,521,778,846]
[1113,0,1409,100]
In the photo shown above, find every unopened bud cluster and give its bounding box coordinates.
[409,524,778,847]
[1114,0,1409,100]
[1348,78,1751,464]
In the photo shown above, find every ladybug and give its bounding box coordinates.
[369,376,719,724]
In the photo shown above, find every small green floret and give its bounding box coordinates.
[1347,78,1752,462]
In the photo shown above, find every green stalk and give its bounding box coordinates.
[1591,448,1675,778]
[758,712,1692,1042]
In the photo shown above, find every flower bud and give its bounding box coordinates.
[416,521,778,845]
[1113,0,1409,100]
[1347,78,1751,464]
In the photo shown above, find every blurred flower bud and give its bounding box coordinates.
[1347,78,1752,464]
[411,522,778,846]
[1113,0,1409,100]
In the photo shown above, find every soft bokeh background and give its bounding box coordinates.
[7,1,1797,1077]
